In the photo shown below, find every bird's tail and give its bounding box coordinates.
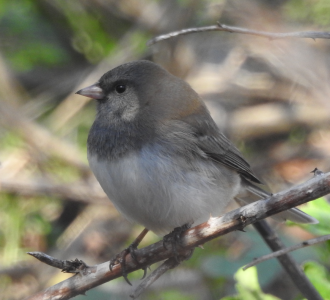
[239,177,318,224]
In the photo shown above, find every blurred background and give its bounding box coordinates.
[1,0,330,299]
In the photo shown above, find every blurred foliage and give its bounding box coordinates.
[0,0,330,300]
[284,0,330,27]
[0,0,69,71]
[55,0,117,63]
[299,197,330,236]
[303,261,330,300]
[0,193,62,266]
[221,267,280,300]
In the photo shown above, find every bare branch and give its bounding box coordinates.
[0,178,109,205]
[253,220,323,300]
[130,257,181,299]
[27,252,89,274]
[26,172,330,300]
[244,233,330,270]
[0,101,89,173]
[147,23,330,46]
[147,25,219,45]
[130,248,193,299]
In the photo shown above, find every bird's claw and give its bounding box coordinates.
[109,243,146,285]
[109,247,132,285]
[141,266,148,280]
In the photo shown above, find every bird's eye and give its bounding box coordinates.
[115,85,126,94]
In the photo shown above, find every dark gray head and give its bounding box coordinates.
[76,60,209,159]
[76,60,205,127]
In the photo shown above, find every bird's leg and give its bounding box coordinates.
[110,227,149,285]
[163,223,192,262]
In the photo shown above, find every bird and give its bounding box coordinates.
[76,60,317,279]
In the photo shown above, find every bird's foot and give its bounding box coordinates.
[110,243,147,285]
[110,228,149,285]
[163,223,192,262]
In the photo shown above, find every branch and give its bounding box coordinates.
[147,23,330,46]
[253,220,323,300]
[130,256,181,299]
[244,233,330,270]
[0,178,109,205]
[26,172,330,300]
[0,101,89,173]
[27,252,89,274]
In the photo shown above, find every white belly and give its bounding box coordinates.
[88,146,241,235]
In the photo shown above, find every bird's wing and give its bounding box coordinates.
[174,111,318,224]
[196,131,262,184]
[178,107,261,183]
[191,120,318,224]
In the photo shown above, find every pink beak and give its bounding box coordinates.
[76,83,105,100]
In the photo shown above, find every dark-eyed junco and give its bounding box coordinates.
[76,60,317,241]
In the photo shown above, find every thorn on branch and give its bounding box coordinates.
[236,214,250,232]
[311,168,324,177]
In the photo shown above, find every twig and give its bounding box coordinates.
[230,102,330,139]
[147,23,330,46]
[147,25,219,45]
[0,264,35,280]
[25,172,330,300]
[244,234,330,270]
[130,257,181,299]
[130,248,193,299]
[253,221,322,300]
[27,252,89,274]
[0,101,89,173]
[0,178,109,205]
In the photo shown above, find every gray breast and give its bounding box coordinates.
[88,144,241,235]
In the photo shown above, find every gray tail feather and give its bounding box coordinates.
[240,177,318,224]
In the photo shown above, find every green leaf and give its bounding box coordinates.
[221,267,280,300]
[284,0,330,27]
[303,261,330,299]
[298,197,330,236]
